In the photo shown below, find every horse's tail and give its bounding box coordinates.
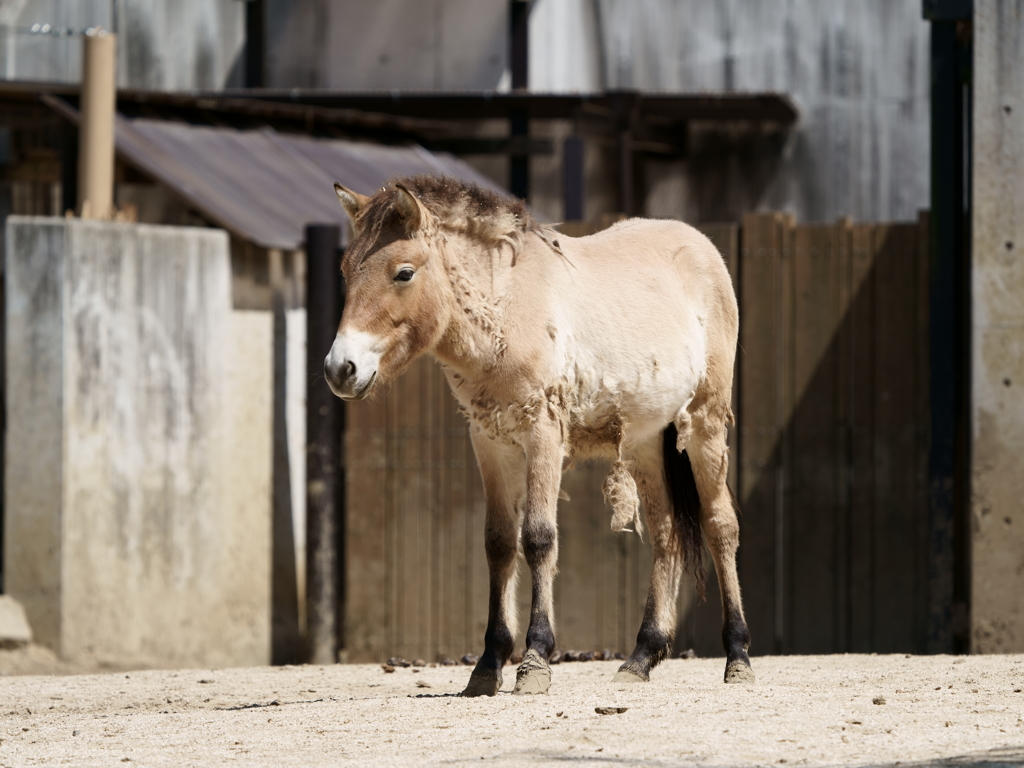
[662,423,708,600]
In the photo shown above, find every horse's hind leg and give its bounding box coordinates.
[689,418,755,683]
[462,430,522,697]
[513,420,562,695]
[614,443,684,682]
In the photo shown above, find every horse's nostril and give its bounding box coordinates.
[344,360,356,378]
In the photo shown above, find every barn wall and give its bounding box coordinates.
[971,0,1024,654]
[4,218,272,667]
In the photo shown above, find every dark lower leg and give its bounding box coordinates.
[616,592,675,681]
[462,524,518,696]
[617,473,682,682]
[522,522,557,659]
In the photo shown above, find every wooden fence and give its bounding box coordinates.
[344,212,930,662]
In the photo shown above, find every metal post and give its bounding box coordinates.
[923,0,972,654]
[245,0,265,88]
[509,0,529,200]
[563,136,584,221]
[305,224,345,664]
[77,29,116,219]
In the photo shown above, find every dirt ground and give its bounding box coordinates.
[1,647,1023,767]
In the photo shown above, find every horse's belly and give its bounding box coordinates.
[564,355,704,459]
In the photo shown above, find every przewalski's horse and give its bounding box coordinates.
[324,175,754,696]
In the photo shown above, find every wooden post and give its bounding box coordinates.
[305,224,344,664]
[78,29,116,219]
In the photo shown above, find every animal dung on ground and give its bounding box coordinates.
[595,707,628,715]
[381,664,396,673]
[872,696,887,705]
[412,659,426,667]
[387,657,411,668]
[439,658,457,666]
[679,649,697,659]
[461,654,479,666]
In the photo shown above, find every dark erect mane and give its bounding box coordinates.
[343,175,541,270]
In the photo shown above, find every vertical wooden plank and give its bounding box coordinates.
[914,212,931,653]
[556,463,599,652]
[833,218,853,653]
[848,223,877,652]
[789,224,840,653]
[736,212,782,655]
[343,376,388,661]
[872,224,921,652]
[778,213,797,654]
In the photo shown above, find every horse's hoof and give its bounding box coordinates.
[461,669,502,697]
[612,666,648,683]
[724,659,755,684]
[513,649,551,695]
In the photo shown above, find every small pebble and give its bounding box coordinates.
[580,651,595,662]
[440,658,457,667]
[416,680,432,688]
[412,659,426,667]
[73,730,80,737]
[679,649,697,660]
[387,657,411,668]
[381,664,396,673]
[595,706,628,715]
[460,654,479,666]
[872,696,886,705]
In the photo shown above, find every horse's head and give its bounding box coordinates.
[324,182,450,400]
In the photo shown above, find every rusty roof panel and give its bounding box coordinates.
[115,116,507,250]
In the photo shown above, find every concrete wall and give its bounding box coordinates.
[971,0,1024,653]
[4,218,272,668]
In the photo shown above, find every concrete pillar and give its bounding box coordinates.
[4,218,273,668]
[78,30,116,219]
[971,0,1024,653]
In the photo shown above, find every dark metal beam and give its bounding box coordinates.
[924,3,972,654]
[305,223,345,665]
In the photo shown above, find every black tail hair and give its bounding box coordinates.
[662,423,707,600]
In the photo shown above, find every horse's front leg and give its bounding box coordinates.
[513,419,562,695]
[462,430,523,697]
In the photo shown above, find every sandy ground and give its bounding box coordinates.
[1,649,1023,767]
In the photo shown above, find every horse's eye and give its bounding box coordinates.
[394,267,415,282]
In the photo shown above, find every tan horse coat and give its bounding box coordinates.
[325,176,752,695]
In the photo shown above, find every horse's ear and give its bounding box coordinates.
[394,183,430,233]
[334,182,369,225]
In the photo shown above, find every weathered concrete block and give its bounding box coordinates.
[4,217,272,668]
[0,595,32,648]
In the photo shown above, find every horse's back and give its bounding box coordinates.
[557,217,737,339]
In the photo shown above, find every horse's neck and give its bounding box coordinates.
[431,239,511,379]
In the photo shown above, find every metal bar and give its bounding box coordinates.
[305,223,345,664]
[510,0,529,90]
[926,13,971,654]
[245,0,265,89]
[563,136,584,220]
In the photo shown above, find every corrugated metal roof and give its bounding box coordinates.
[114,117,507,250]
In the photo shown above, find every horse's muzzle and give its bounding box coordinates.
[324,330,381,400]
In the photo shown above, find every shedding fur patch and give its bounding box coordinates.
[674,409,693,453]
[604,460,643,539]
